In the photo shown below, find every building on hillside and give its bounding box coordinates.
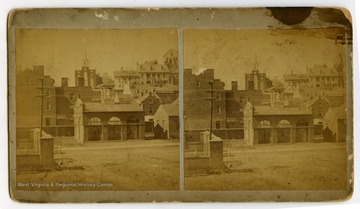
[113,68,140,91]
[243,101,314,146]
[137,49,179,85]
[97,73,116,104]
[152,99,179,139]
[164,49,179,85]
[283,72,309,96]
[73,99,145,143]
[306,64,345,90]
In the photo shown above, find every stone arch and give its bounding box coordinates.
[258,120,271,128]
[108,117,121,125]
[108,117,121,140]
[88,117,102,125]
[278,120,291,128]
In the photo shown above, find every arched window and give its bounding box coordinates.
[127,117,139,124]
[108,117,121,125]
[258,120,271,128]
[278,120,291,128]
[89,117,102,125]
[296,120,309,127]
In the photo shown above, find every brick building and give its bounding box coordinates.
[16,65,56,128]
[113,69,140,91]
[244,101,314,146]
[137,49,179,85]
[73,99,145,143]
[283,72,309,97]
[75,55,102,87]
[184,68,227,141]
[245,69,272,91]
[225,81,270,129]
[55,79,101,126]
[136,93,162,117]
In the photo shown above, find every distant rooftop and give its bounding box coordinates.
[83,102,143,112]
[114,70,140,77]
[253,105,312,115]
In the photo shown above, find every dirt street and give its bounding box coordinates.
[16,139,179,191]
[185,142,348,190]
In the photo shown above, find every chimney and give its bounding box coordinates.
[61,78,68,87]
[231,81,238,91]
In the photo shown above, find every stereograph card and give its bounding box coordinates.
[7,8,353,202]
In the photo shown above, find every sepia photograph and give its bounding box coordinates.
[13,28,180,191]
[183,17,352,191]
[7,7,354,202]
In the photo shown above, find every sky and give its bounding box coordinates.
[15,27,347,90]
[16,28,178,86]
[183,28,347,90]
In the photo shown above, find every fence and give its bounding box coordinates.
[184,128,244,143]
[16,126,74,139]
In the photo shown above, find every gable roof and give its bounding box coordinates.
[136,93,162,103]
[162,103,179,116]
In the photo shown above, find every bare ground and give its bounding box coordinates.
[185,142,349,190]
[16,139,180,191]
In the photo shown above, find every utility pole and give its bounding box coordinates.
[37,78,45,137]
[208,80,214,141]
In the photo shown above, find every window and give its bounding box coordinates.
[278,120,290,128]
[148,98,153,104]
[26,77,31,84]
[216,105,221,114]
[89,117,102,125]
[215,121,221,129]
[258,120,271,128]
[45,89,50,97]
[217,92,221,100]
[45,118,50,126]
[149,106,153,114]
[196,80,201,87]
[108,117,121,125]
[46,102,51,111]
